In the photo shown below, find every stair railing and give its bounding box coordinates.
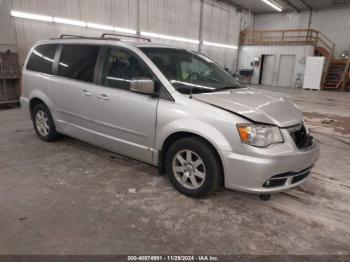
[321,43,335,88]
[315,30,334,54]
[340,55,350,91]
[240,29,319,46]
[240,29,334,61]
[314,30,336,88]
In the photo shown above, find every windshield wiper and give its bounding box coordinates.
[215,85,242,91]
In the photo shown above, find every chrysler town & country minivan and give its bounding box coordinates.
[20,34,320,198]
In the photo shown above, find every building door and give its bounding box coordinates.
[261,55,275,86]
[277,55,296,87]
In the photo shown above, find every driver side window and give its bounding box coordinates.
[101,47,153,91]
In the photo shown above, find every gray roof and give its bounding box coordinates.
[226,0,350,13]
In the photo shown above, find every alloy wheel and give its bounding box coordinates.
[35,110,50,137]
[172,149,206,190]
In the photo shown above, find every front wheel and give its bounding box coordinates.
[165,137,222,198]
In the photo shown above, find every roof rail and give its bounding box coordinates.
[51,34,122,41]
[52,33,151,42]
[101,33,151,42]
[59,34,84,39]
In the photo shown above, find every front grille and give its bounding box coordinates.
[263,166,312,188]
[288,124,313,149]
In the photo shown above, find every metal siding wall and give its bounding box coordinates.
[0,0,17,52]
[254,12,310,31]
[12,0,82,19]
[241,9,254,31]
[12,0,138,28]
[202,45,238,71]
[311,8,350,57]
[139,0,200,39]
[138,0,200,51]
[203,1,233,43]
[238,45,314,86]
[12,0,241,70]
[201,0,240,71]
[80,0,138,30]
[12,0,138,65]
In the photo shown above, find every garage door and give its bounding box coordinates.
[277,55,296,87]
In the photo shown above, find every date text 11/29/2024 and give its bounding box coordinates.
[127,256,219,261]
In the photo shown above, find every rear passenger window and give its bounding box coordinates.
[101,47,152,91]
[26,44,57,74]
[58,45,99,83]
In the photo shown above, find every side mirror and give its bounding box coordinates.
[130,78,155,95]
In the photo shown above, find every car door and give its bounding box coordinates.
[51,44,100,141]
[91,46,159,163]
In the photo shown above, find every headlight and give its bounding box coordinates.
[237,124,283,147]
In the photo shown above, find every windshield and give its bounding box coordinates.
[140,47,243,94]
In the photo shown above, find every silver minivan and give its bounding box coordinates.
[20,34,319,199]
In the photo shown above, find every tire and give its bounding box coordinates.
[165,136,222,198]
[31,103,61,142]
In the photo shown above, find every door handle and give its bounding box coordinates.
[97,94,110,101]
[81,90,91,97]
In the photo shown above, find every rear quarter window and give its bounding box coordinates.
[58,45,100,83]
[26,44,58,74]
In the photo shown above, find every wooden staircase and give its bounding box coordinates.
[317,54,350,91]
[314,36,350,91]
[323,60,346,90]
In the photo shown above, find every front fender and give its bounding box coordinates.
[155,119,233,163]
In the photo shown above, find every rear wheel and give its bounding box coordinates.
[31,103,60,142]
[165,137,222,198]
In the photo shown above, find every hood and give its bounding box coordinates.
[193,88,302,127]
